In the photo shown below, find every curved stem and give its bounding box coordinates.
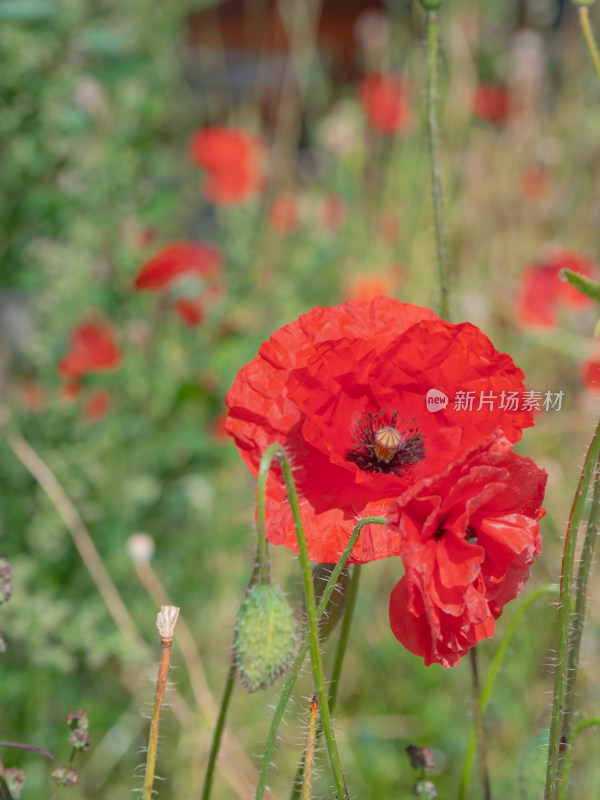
[425,10,450,321]
[579,7,600,86]
[545,418,600,800]
[558,717,600,800]
[458,584,559,799]
[255,515,386,800]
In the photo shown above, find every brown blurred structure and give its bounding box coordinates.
[185,0,388,121]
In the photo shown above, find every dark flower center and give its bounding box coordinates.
[434,525,478,542]
[345,408,425,476]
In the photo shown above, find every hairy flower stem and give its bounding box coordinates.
[425,10,450,321]
[545,418,600,800]
[142,606,179,800]
[254,512,386,800]
[458,585,559,800]
[201,661,236,800]
[290,566,362,800]
[559,717,600,800]
[469,648,491,800]
[557,467,600,788]
[329,564,361,710]
[578,7,600,85]
[256,454,275,584]
[302,697,319,800]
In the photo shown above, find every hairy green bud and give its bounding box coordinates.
[234,583,297,693]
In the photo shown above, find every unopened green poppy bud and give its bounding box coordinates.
[311,563,350,642]
[234,583,297,693]
[419,0,444,10]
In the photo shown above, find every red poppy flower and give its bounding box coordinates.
[173,297,204,327]
[226,298,535,564]
[83,388,111,421]
[134,242,222,290]
[188,127,265,204]
[472,83,509,124]
[515,250,597,329]
[269,194,300,233]
[387,432,546,667]
[359,73,411,135]
[59,320,121,380]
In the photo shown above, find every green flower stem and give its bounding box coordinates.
[557,467,600,789]
[201,563,259,800]
[256,449,276,584]
[425,10,450,321]
[200,661,235,800]
[290,565,363,800]
[328,565,361,711]
[558,717,600,800]
[255,513,386,800]
[49,749,76,800]
[579,6,600,85]
[458,584,559,800]
[545,418,600,800]
[469,647,491,800]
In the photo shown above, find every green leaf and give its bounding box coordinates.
[0,0,56,23]
[561,268,600,303]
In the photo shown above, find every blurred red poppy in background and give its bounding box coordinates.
[359,73,411,135]
[520,163,550,199]
[317,194,347,230]
[134,241,223,327]
[472,83,509,124]
[134,242,222,290]
[387,432,546,667]
[269,194,300,233]
[59,319,121,380]
[581,343,600,395]
[83,388,111,422]
[188,126,265,204]
[515,249,597,329]
[226,298,535,564]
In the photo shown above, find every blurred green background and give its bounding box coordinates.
[1,0,600,797]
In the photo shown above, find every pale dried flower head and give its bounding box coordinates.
[156,605,180,640]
